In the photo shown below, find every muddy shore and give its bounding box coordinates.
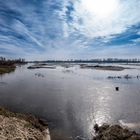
[0,107,50,140]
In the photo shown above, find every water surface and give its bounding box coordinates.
[0,64,140,139]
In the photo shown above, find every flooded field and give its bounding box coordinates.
[0,63,140,139]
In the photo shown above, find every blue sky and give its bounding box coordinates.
[0,0,140,60]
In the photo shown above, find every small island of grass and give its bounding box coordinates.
[0,66,16,74]
[0,57,27,74]
[80,64,130,71]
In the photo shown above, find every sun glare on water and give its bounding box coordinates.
[81,0,119,18]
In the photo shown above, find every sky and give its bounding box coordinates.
[0,0,140,60]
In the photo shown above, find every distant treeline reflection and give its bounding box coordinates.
[31,58,140,63]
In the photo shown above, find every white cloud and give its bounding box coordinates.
[63,0,140,39]
[12,19,45,49]
[132,38,140,43]
[137,31,140,35]
[1,0,140,59]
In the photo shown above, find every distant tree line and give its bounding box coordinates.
[0,57,27,66]
[2,57,140,64]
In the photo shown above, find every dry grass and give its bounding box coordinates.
[0,66,15,74]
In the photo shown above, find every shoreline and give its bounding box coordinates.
[0,107,50,140]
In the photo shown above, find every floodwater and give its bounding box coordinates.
[0,63,140,140]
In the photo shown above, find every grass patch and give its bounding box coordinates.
[0,66,16,74]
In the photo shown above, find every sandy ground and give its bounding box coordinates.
[0,108,50,140]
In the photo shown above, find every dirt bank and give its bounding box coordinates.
[0,107,50,140]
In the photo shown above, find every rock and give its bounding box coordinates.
[94,124,99,132]
[93,124,140,140]
[115,87,119,91]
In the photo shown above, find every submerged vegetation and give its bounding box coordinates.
[28,64,56,69]
[108,75,140,80]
